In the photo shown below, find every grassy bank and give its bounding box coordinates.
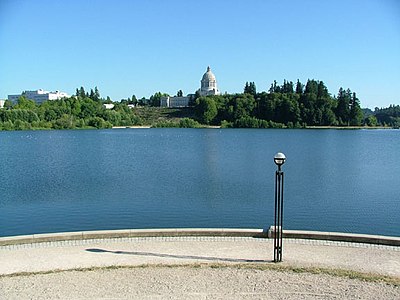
[132,107,196,126]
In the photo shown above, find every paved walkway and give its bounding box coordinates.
[1,236,399,277]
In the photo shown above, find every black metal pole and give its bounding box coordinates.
[274,170,278,261]
[280,170,284,261]
[274,166,284,262]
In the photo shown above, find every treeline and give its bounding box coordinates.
[0,87,142,130]
[193,79,365,128]
[1,82,399,131]
[372,105,400,127]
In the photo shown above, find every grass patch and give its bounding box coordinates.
[236,263,400,287]
[132,107,196,125]
[2,263,399,287]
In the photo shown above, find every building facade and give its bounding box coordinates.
[8,89,70,104]
[160,96,192,108]
[160,66,220,108]
[199,66,220,96]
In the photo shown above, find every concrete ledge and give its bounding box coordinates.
[0,228,399,247]
[267,226,400,246]
[0,229,268,246]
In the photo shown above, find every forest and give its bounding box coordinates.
[194,79,398,128]
[0,81,399,130]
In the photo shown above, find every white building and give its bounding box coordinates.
[103,103,115,109]
[160,96,192,108]
[199,66,220,96]
[0,100,5,108]
[8,89,70,104]
[160,66,220,108]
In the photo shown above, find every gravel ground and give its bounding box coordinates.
[1,265,399,300]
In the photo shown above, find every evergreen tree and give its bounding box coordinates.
[269,80,280,93]
[295,79,303,94]
[249,82,256,96]
[131,94,138,105]
[336,88,351,125]
[282,80,294,94]
[244,82,249,93]
[94,86,100,101]
[317,81,329,99]
[305,79,318,94]
[89,89,95,100]
[374,105,400,126]
[244,82,256,96]
[78,87,86,98]
[349,92,363,126]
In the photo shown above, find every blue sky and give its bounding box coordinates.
[0,0,399,108]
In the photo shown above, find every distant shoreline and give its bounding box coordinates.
[112,126,152,129]
[0,125,397,132]
[112,125,222,129]
[305,126,396,130]
[110,125,396,130]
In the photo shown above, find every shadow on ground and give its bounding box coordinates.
[85,248,270,263]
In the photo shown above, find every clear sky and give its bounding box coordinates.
[0,0,399,108]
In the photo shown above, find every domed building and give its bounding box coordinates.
[160,66,220,108]
[200,66,220,96]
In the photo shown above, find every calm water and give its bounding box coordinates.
[0,129,399,237]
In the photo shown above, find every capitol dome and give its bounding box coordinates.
[200,66,220,96]
[202,66,216,82]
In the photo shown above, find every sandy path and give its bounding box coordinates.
[1,237,399,299]
[1,265,399,299]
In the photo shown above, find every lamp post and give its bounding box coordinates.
[273,152,286,262]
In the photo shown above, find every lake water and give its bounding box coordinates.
[0,129,399,237]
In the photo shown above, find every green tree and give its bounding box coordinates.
[365,115,378,127]
[256,92,277,121]
[94,86,100,101]
[150,92,169,107]
[275,94,300,124]
[89,89,95,100]
[13,119,31,130]
[269,80,280,93]
[1,120,14,130]
[87,116,112,129]
[349,92,363,126]
[231,94,256,120]
[79,98,102,119]
[295,79,303,94]
[52,114,75,129]
[195,96,218,124]
[130,94,138,105]
[244,82,256,96]
[177,90,183,97]
[14,96,36,110]
[78,87,86,98]
[375,105,400,126]
[281,80,294,94]
[299,80,318,125]
[179,118,201,128]
[336,88,351,125]
[4,99,13,109]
